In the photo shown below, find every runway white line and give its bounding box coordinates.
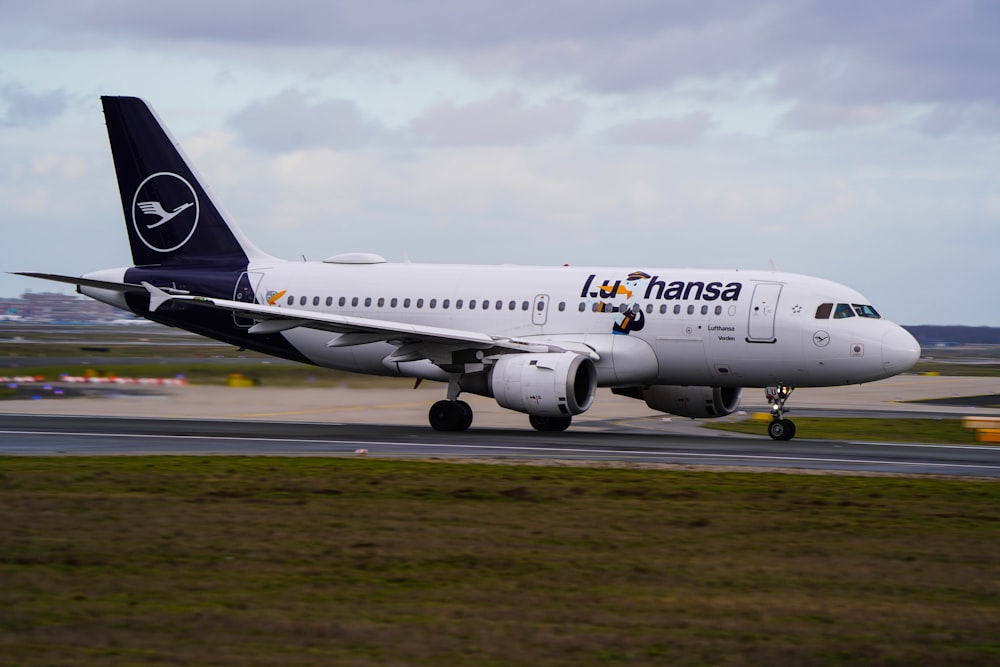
[3,429,1000,472]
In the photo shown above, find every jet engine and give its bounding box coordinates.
[489,352,597,417]
[614,385,743,418]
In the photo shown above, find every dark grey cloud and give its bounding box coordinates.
[5,1,1000,107]
[407,93,585,146]
[230,89,385,152]
[603,111,711,145]
[0,84,69,127]
[3,1,734,49]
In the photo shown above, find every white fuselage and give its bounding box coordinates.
[144,257,917,390]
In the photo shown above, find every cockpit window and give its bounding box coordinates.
[815,303,833,319]
[853,304,881,319]
[833,303,855,319]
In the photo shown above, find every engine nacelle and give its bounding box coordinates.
[490,352,597,417]
[617,385,743,418]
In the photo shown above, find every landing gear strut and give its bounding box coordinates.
[766,385,796,441]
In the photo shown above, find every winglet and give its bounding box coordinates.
[142,281,172,312]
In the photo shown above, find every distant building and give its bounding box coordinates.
[0,291,129,323]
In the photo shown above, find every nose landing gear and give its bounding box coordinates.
[766,385,796,441]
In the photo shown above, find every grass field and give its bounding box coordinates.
[1,457,999,666]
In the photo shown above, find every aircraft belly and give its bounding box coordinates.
[651,322,712,385]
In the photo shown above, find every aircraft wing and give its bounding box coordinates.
[140,282,587,361]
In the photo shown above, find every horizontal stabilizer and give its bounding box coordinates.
[141,281,172,312]
[11,272,142,294]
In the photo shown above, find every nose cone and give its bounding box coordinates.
[881,326,921,375]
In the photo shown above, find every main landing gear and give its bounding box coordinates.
[528,415,572,432]
[427,376,573,433]
[427,400,574,432]
[429,399,473,432]
[766,385,796,441]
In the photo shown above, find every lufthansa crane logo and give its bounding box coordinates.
[131,172,200,252]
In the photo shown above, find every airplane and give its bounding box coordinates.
[16,96,921,440]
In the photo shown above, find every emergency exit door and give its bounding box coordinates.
[747,283,782,342]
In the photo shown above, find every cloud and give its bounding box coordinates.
[603,111,711,145]
[780,102,894,131]
[915,104,1000,136]
[406,93,585,146]
[0,84,69,127]
[230,90,586,151]
[6,1,1000,107]
[229,89,386,152]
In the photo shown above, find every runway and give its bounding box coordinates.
[3,413,1000,477]
[2,375,999,475]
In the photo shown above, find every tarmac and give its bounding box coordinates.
[2,374,998,430]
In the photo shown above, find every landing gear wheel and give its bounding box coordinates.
[529,414,572,432]
[455,400,473,431]
[765,386,797,441]
[768,418,796,441]
[429,400,473,432]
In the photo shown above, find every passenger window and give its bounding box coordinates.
[403,298,411,308]
[592,303,599,312]
[701,305,708,315]
[646,304,653,314]
[286,295,294,306]
[579,302,586,312]
[834,303,855,319]
[313,296,320,306]
[364,297,372,307]
[687,305,695,315]
[815,303,833,319]
[325,296,333,307]
[442,299,450,309]
[509,300,516,310]
[469,299,477,309]
[416,298,424,308]
[673,305,681,315]
[496,300,503,310]
[339,297,347,307]
[522,301,530,311]
[660,305,667,314]
[559,302,566,312]
[429,299,437,309]
[390,298,397,308]
[482,300,489,310]
[456,300,463,309]
[351,297,359,307]
[300,296,307,306]
[714,305,722,315]
[377,297,385,308]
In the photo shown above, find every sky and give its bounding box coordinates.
[1,0,998,326]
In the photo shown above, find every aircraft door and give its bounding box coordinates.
[531,294,549,326]
[747,283,782,342]
[233,272,264,328]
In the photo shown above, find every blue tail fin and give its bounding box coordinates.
[102,96,269,269]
